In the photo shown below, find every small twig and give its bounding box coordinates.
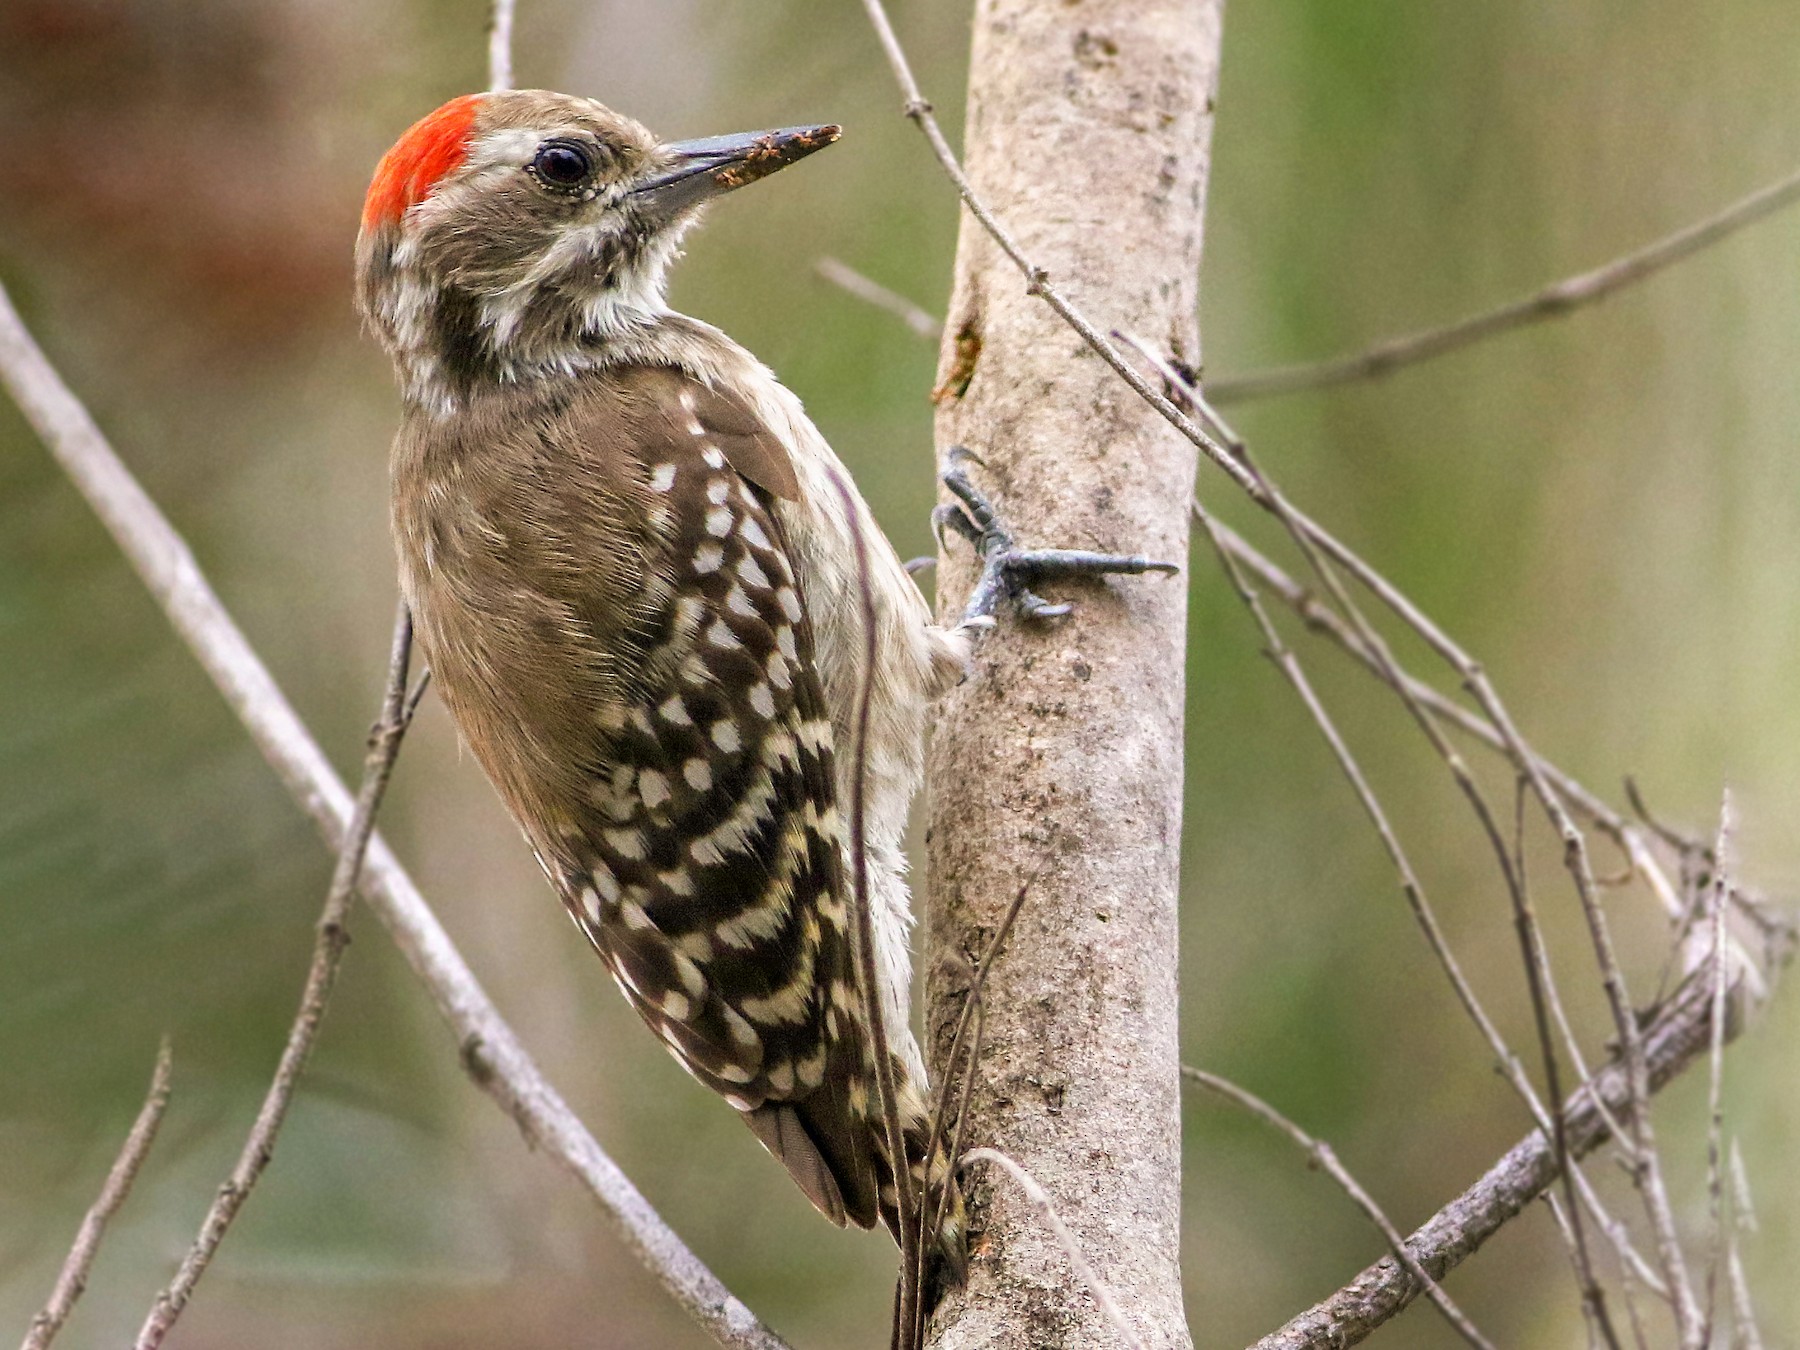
[1183,356,1688,1344]
[908,869,1038,1346]
[1724,1139,1765,1350]
[1725,1240,1765,1350]
[960,1149,1146,1350]
[135,604,417,1350]
[921,873,1035,1227]
[1206,164,1800,402]
[826,468,921,1350]
[21,1040,173,1350]
[0,280,791,1350]
[1251,959,1760,1350]
[1181,1066,1495,1350]
[486,0,516,92]
[1628,779,1796,956]
[1205,516,1780,1000]
[816,257,941,339]
[1703,792,1735,1333]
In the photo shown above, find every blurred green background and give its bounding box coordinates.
[3,1,1796,1346]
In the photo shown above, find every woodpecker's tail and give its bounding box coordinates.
[741,1050,967,1290]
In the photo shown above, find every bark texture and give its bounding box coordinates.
[925,2,1220,1347]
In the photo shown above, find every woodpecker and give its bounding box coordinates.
[355,90,1172,1271]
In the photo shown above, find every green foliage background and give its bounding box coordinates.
[2,1,1796,1346]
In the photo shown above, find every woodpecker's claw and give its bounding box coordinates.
[936,447,1180,627]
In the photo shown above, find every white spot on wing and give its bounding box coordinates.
[737,554,770,590]
[739,516,773,551]
[638,769,671,810]
[604,828,646,859]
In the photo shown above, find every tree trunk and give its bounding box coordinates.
[925,1,1220,1347]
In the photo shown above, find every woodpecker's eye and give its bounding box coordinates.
[531,140,594,189]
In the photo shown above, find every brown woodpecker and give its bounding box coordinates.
[354,90,1175,1272]
[355,90,972,1262]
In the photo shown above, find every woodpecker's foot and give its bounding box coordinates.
[936,446,1179,626]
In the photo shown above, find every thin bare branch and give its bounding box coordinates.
[0,280,790,1350]
[1129,337,1616,1336]
[487,0,516,92]
[1206,517,1782,1001]
[21,1040,173,1350]
[1725,1139,1765,1350]
[134,605,416,1350]
[1206,165,1800,402]
[816,258,940,339]
[907,871,1035,1348]
[1251,959,1759,1350]
[1181,1067,1494,1350]
[960,1149,1146,1350]
[1176,360,1688,1342]
[1703,793,1735,1334]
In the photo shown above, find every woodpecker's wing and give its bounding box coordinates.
[547,365,884,1231]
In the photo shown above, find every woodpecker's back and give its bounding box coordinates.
[355,91,966,1264]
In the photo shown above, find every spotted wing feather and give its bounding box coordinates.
[548,367,881,1229]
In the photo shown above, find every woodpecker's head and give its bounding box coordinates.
[355,90,839,412]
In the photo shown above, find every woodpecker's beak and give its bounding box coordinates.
[630,125,841,219]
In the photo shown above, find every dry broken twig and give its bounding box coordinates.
[21,1040,173,1350]
[1180,1066,1493,1350]
[1206,164,1800,402]
[816,257,941,339]
[133,605,418,1350]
